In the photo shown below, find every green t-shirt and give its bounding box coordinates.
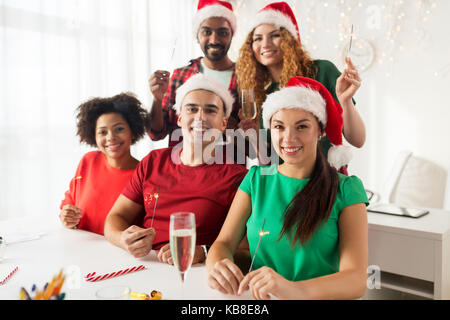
[239,165,368,282]
[263,59,352,160]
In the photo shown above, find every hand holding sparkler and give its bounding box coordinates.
[59,175,83,229]
[120,225,156,258]
[59,204,82,229]
[149,71,170,102]
[337,25,361,104]
[248,218,269,273]
[347,24,354,57]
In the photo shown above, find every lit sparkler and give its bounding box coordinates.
[248,218,269,273]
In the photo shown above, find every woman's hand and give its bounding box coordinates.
[336,57,361,103]
[157,244,207,265]
[119,225,155,258]
[148,70,170,102]
[59,205,82,229]
[207,258,244,295]
[238,266,295,300]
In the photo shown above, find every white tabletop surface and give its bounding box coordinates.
[4,208,449,301]
[0,216,252,300]
[367,207,450,240]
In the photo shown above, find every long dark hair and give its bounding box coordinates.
[279,143,340,247]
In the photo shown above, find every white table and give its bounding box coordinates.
[3,209,449,301]
[367,208,450,299]
[0,217,252,300]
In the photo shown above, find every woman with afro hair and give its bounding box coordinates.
[235,2,366,174]
[59,92,148,235]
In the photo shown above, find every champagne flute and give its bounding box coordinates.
[170,212,196,296]
[241,89,257,120]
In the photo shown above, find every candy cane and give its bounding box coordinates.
[0,266,18,285]
[84,265,146,282]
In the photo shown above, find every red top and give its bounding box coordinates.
[60,151,137,235]
[122,146,247,249]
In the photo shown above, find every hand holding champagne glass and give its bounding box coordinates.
[241,89,257,120]
[170,212,196,283]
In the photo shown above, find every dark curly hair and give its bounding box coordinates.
[76,92,148,147]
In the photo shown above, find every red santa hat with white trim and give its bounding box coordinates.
[193,0,237,37]
[247,1,301,43]
[262,76,353,169]
[173,73,234,118]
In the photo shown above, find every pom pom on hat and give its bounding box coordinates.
[246,1,300,43]
[261,76,352,169]
[328,145,353,170]
[193,0,237,37]
[173,73,234,118]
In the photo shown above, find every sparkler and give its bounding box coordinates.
[75,176,82,207]
[170,37,178,65]
[150,187,160,228]
[347,24,354,57]
[248,218,269,273]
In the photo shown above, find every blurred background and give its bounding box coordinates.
[1,0,449,220]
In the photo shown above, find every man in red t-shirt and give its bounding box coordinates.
[104,74,247,265]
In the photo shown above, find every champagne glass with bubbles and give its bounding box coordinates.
[170,212,196,294]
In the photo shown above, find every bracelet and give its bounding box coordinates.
[201,245,210,261]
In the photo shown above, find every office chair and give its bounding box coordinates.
[367,151,447,209]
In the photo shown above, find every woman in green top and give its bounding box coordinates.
[206,76,369,300]
[235,2,365,173]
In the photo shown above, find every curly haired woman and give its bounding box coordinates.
[236,2,365,173]
[59,93,148,235]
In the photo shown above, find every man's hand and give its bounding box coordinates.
[149,70,170,102]
[119,225,156,258]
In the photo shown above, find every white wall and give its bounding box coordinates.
[346,1,450,195]
[1,0,449,221]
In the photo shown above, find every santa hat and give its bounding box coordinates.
[247,1,300,43]
[262,76,352,169]
[173,73,234,118]
[193,0,237,37]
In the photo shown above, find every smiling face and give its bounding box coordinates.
[177,89,228,146]
[95,112,133,163]
[198,17,233,63]
[252,23,283,69]
[270,108,322,166]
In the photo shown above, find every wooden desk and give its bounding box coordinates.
[367,208,450,299]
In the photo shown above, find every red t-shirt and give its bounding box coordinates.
[122,147,248,249]
[60,151,137,235]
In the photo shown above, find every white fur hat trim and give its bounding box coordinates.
[327,145,353,169]
[173,73,234,118]
[245,10,298,39]
[193,4,237,38]
[262,86,327,129]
